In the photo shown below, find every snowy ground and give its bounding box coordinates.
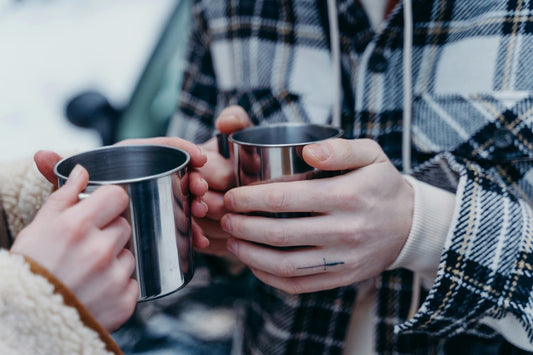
[0,0,176,162]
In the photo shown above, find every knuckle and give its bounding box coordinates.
[275,259,296,277]
[337,224,358,246]
[121,250,136,277]
[330,183,354,204]
[330,184,359,210]
[120,291,137,314]
[90,243,114,271]
[361,138,386,163]
[97,185,129,205]
[264,226,289,246]
[363,138,380,150]
[108,186,129,205]
[265,189,288,211]
[118,217,132,236]
[63,219,89,243]
[127,280,140,305]
[47,190,68,204]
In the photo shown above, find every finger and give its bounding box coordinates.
[215,105,253,134]
[221,213,350,247]
[34,150,63,185]
[116,248,136,279]
[224,178,340,214]
[251,268,354,294]
[197,150,234,191]
[101,277,139,332]
[73,185,129,229]
[226,238,347,278]
[198,217,232,240]
[191,219,210,249]
[303,138,387,171]
[38,164,89,216]
[204,190,227,220]
[101,217,131,256]
[189,170,209,197]
[195,239,230,256]
[191,197,208,218]
[116,137,207,168]
[100,259,139,331]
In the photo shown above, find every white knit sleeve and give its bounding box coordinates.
[0,250,113,355]
[387,175,456,286]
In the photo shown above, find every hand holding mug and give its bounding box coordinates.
[34,136,209,249]
[222,138,414,294]
[53,145,195,302]
[11,165,137,331]
[190,106,252,255]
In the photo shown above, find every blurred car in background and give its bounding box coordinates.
[65,0,192,145]
[0,0,190,161]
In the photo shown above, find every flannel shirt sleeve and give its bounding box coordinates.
[397,153,533,350]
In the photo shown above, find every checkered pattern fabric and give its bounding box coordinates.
[169,0,533,353]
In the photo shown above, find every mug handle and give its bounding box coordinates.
[216,132,230,159]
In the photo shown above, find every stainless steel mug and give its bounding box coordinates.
[228,123,343,217]
[54,144,193,302]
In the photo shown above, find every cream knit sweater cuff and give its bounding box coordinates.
[0,158,53,237]
[388,175,456,285]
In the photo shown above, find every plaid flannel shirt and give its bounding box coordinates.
[169,0,533,353]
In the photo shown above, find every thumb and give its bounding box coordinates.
[34,150,63,185]
[215,105,253,134]
[39,164,89,215]
[303,138,388,171]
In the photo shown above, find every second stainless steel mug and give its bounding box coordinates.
[228,123,343,217]
[54,144,193,302]
[229,122,343,186]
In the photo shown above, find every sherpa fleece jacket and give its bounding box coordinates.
[0,158,122,355]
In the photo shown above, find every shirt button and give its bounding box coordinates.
[493,128,514,149]
[368,52,388,73]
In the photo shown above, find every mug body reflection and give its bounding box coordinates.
[229,123,343,186]
[229,123,343,217]
[54,144,193,302]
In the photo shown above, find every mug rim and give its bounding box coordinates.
[54,144,191,185]
[228,122,343,148]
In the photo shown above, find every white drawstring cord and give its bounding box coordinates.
[402,0,421,320]
[327,0,342,129]
[402,0,413,175]
[327,0,420,320]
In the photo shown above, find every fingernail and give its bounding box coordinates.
[226,114,247,126]
[228,114,239,123]
[307,143,330,161]
[199,146,207,159]
[227,239,237,255]
[200,200,208,214]
[224,191,235,210]
[221,215,232,233]
[66,164,83,185]
[201,178,209,191]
